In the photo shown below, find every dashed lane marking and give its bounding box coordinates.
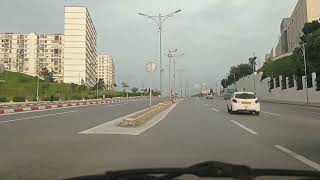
[261,111,280,116]
[0,110,79,124]
[230,120,258,135]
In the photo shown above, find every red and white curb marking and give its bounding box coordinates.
[0,98,142,115]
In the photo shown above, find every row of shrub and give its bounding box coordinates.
[0,96,27,102]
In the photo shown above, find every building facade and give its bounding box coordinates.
[0,33,64,81]
[272,0,320,58]
[97,54,115,89]
[37,34,64,82]
[0,33,37,76]
[63,6,97,87]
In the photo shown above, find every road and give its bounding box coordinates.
[1,97,320,179]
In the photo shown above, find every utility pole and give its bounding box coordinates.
[36,76,39,102]
[96,78,99,99]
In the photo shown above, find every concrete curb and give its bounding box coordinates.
[262,100,320,108]
[119,99,179,127]
[0,97,143,115]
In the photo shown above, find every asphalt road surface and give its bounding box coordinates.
[1,97,320,180]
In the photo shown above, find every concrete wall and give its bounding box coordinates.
[235,72,320,103]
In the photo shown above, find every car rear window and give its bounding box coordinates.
[235,93,256,99]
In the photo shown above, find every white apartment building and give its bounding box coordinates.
[97,54,115,89]
[64,6,97,87]
[0,33,64,81]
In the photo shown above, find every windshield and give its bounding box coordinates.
[235,93,256,99]
[1,0,320,180]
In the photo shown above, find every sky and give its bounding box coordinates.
[0,0,299,93]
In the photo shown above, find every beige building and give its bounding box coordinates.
[97,54,115,89]
[63,6,97,87]
[0,33,64,81]
[271,0,320,59]
[0,33,37,76]
[37,34,64,82]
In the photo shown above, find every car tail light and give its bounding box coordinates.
[232,99,237,103]
[255,99,259,104]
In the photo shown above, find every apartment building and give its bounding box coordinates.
[269,0,320,60]
[0,33,37,76]
[37,34,64,82]
[97,54,115,89]
[63,6,97,87]
[0,33,64,81]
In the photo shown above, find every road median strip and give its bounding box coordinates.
[119,99,174,127]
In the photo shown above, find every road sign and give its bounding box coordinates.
[146,62,156,73]
[146,62,157,108]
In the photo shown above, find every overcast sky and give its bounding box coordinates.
[0,0,298,92]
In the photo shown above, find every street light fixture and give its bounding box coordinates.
[138,9,182,96]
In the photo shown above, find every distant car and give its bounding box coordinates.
[227,92,260,115]
[223,88,237,100]
[206,93,213,99]
[224,93,232,100]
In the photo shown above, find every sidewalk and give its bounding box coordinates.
[261,99,320,108]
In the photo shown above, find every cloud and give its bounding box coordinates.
[0,0,299,89]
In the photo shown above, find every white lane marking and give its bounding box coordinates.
[305,106,320,110]
[275,145,320,171]
[261,111,280,116]
[230,120,258,135]
[0,110,79,124]
[204,103,209,106]
[211,107,220,112]
[310,111,320,115]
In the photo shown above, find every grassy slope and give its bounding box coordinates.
[0,71,124,101]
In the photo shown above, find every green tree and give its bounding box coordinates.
[302,20,320,35]
[93,79,105,90]
[248,56,257,72]
[131,87,138,93]
[230,63,252,81]
[221,79,228,88]
[39,67,54,83]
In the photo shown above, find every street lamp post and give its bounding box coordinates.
[297,43,309,103]
[172,53,184,97]
[139,10,182,96]
[165,49,177,97]
[96,78,99,99]
[36,76,39,102]
[253,66,256,94]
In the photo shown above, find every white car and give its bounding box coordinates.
[227,92,260,115]
[206,93,214,99]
